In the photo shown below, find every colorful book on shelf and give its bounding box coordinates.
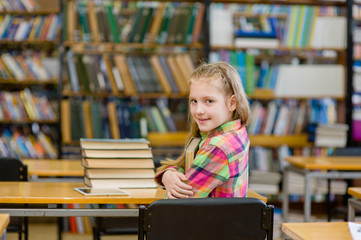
[148,2,165,43]
[113,54,137,95]
[158,55,179,93]
[105,2,120,43]
[155,99,177,132]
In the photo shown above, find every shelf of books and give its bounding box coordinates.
[208,1,349,201]
[60,0,205,161]
[0,0,61,159]
[352,2,361,145]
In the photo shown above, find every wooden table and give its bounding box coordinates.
[347,187,361,221]
[282,156,361,222]
[282,222,359,240]
[23,159,83,177]
[0,214,9,240]
[0,182,266,212]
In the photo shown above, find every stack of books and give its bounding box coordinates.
[80,138,157,189]
[315,124,349,147]
[249,170,282,195]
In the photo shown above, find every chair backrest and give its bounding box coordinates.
[0,157,28,181]
[331,147,361,156]
[138,197,274,240]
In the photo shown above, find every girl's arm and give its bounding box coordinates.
[162,170,193,199]
[154,166,193,199]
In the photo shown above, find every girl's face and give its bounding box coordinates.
[189,79,236,134]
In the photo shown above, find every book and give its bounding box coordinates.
[156,99,177,132]
[81,158,154,169]
[107,102,120,139]
[184,137,201,173]
[80,138,149,150]
[82,100,93,138]
[85,168,155,179]
[84,176,157,188]
[166,55,188,94]
[234,37,279,49]
[274,64,345,98]
[113,54,137,95]
[148,2,165,43]
[149,55,172,94]
[82,148,152,159]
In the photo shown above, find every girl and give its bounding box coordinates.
[155,62,250,198]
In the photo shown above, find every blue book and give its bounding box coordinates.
[236,51,246,91]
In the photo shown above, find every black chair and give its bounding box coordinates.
[328,147,361,221]
[92,216,138,240]
[138,197,274,240]
[0,157,28,240]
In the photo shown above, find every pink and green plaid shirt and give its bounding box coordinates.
[155,119,249,198]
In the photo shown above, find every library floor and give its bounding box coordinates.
[6,219,137,240]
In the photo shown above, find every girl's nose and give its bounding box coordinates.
[195,104,205,114]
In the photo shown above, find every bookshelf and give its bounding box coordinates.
[352,0,361,145]
[59,0,206,159]
[0,0,61,159]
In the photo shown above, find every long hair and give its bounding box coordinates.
[156,62,250,173]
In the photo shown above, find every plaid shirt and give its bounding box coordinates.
[155,119,249,198]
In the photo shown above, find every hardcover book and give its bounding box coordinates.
[184,137,201,173]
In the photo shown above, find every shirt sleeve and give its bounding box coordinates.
[186,144,230,198]
[154,166,184,188]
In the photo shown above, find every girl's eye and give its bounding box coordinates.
[206,99,213,104]
[190,99,197,104]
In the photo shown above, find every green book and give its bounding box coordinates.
[77,2,91,42]
[128,7,144,43]
[62,1,68,41]
[150,106,168,133]
[70,100,85,141]
[176,5,192,44]
[90,101,104,138]
[139,7,154,43]
[105,2,120,43]
[157,4,173,44]
[185,3,198,44]
[74,55,90,92]
[245,53,255,95]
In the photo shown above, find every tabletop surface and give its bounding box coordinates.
[0,182,266,204]
[348,187,361,199]
[23,159,83,177]
[0,214,9,236]
[0,182,165,204]
[285,156,361,170]
[282,222,357,240]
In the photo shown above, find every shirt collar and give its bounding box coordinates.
[200,119,242,140]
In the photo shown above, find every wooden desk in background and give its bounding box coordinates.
[23,159,83,177]
[282,156,361,222]
[347,187,361,221]
[282,222,357,240]
[0,214,9,240]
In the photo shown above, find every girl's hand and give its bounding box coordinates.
[162,170,193,199]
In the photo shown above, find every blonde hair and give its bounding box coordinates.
[156,62,250,173]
